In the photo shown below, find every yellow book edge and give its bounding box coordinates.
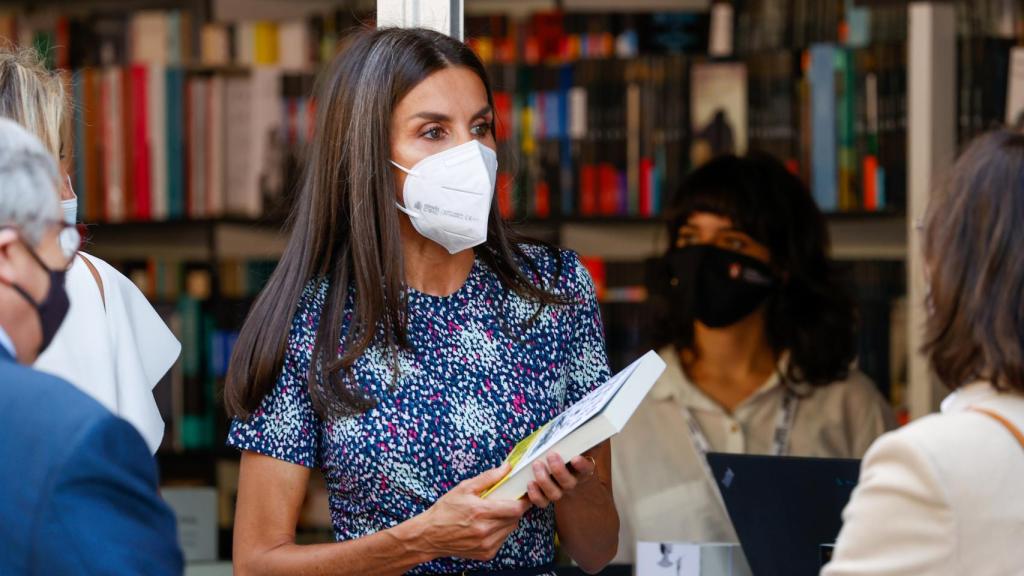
[481,422,550,498]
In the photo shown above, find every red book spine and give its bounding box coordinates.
[639,157,653,217]
[535,180,550,219]
[122,68,135,221]
[579,256,606,302]
[863,155,879,211]
[132,65,151,221]
[580,164,597,216]
[494,91,512,142]
[599,163,617,216]
[56,18,70,70]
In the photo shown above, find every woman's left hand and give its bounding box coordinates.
[525,453,597,508]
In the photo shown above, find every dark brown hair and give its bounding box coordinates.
[923,129,1024,393]
[651,153,856,387]
[225,27,565,419]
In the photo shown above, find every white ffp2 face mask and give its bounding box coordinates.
[61,175,78,225]
[391,140,498,255]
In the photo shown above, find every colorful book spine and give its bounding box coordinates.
[131,65,152,221]
[809,44,839,213]
[167,68,185,220]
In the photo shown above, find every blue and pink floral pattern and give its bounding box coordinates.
[227,245,610,574]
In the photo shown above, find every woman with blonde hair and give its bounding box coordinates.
[0,47,179,452]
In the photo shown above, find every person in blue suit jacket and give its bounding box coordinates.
[0,117,183,575]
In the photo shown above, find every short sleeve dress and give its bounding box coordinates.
[227,245,611,574]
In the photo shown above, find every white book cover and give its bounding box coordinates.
[201,23,231,67]
[1006,47,1024,125]
[245,67,282,217]
[236,21,256,67]
[131,11,168,65]
[278,20,311,72]
[483,350,666,501]
[224,74,254,217]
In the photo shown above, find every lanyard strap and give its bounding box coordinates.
[970,407,1024,449]
[682,386,799,510]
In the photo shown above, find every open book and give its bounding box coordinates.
[483,350,666,500]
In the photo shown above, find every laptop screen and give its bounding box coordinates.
[706,453,861,576]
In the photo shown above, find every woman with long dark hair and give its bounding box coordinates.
[824,130,1024,576]
[224,28,618,575]
[611,154,894,561]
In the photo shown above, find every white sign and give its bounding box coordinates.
[637,542,702,576]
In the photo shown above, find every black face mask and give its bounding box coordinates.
[667,244,777,328]
[9,241,70,356]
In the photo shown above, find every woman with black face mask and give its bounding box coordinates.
[610,154,896,563]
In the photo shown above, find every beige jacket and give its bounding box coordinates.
[611,346,894,563]
[823,383,1024,576]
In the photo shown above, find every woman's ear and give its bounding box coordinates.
[0,228,22,285]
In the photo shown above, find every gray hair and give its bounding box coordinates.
[0,117,59,245]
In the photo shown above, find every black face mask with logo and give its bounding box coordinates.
[666,244,778,328]
[9,241,70,356]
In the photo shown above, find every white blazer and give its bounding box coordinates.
[34,252,180,452]
[823,382,1024,576]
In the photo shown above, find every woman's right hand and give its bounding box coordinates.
[411,463,532,561]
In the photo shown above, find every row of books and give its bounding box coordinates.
[490,55,687,220]
[111,258,272,451]
[467,11,711,65]
[805,41,908,213]
[732,0,907,54]
[956,0,1024,39]
[483,47,907,220]
[69,65,300,223]
[8,7,369,71]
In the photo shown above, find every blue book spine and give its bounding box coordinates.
[166,68,183,219]
[810,44,839,213]
[876,166,886,210]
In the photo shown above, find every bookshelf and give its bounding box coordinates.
[0,0,958,563]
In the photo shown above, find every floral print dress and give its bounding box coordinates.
[227,245,611,574]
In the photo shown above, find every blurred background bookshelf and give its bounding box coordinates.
[5,0,1021,566]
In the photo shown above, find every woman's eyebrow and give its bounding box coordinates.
[406,105,493,123]
[406,111,451,123]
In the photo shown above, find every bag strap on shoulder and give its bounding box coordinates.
[970,407,1024,449]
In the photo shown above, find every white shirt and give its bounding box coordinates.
[34,252,181,452]
[823,382,1024,576]
[0,325,14,358]
[612,346,895,563]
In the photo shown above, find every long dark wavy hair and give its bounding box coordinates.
[651,153,856,388]
[225,28,565,419]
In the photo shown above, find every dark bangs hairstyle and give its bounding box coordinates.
[923,129,1024,393]
[225,27,565,419]
[653,153,856,387]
